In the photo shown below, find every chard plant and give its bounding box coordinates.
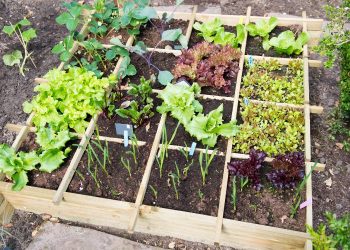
[199,147,217,185]
[172,42,241,93]
[193,18,246,48]
[115,76,154,127]
[2,18,37,76]
[264,30,309,55]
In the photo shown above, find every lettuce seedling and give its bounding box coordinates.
[185,104,239,147]
[246,17,278,38]
[2,18,37,76]
[0,144,39,191]
[193,18,222,42]
[264,30,310,55]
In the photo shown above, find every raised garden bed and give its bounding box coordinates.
[0,4,327,250]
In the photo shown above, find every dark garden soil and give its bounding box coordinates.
[17,133,80,190]
[143,149,225,216]
[67,141,148,203]
[97,93,162,142]
[224,173,306,232]
[137,18,189,48]
[245,26,303,58]
[165,99,233,153]
[122,52,177,88]
[188,25,236,48]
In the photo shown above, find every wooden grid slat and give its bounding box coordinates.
[214,7,251,244]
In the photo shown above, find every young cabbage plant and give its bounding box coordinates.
[2,18,37,76]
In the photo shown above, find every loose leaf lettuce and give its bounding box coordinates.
[0,144,39,191]
[265,30,309,55]
[185,104,239,147]
[157,83,203,125]
[39,149,66,173]
[193,18,222,42]
[246,17,278,37]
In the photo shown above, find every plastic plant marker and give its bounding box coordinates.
[115,123,133,137]
[300,198,312,209]
[189,142,197,156]
[124,130,128,147]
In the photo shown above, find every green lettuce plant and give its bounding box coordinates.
[0,144,39,191]
[2,18,37,76]
[157,83,203,125]
[241,59,304,104]
[185,104,239,147]
[264,30,309,55]
[246,17,278,38]
[193,18,245,48]
[233,103,304,155]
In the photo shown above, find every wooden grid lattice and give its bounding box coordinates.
[0,6,326,250]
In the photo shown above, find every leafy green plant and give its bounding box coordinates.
[233,103,305,156]
[172,42,241,93]
[52,35,75,62]
[241,59,304,104]
[185,104,239,147]
[193,18,246,48]
[115,77,154,126]
[121,157,131,177]
[264,30,309,55]
[0,144,39,191]
[23,67,113,134]
[246,17,278,38]
[313,0,350,119]
[56,1,89,32]
[307,212,350,250]
[21,67,114,178]
[198,147,217,185]
[157,83,203,125]
[2,18,37,76]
